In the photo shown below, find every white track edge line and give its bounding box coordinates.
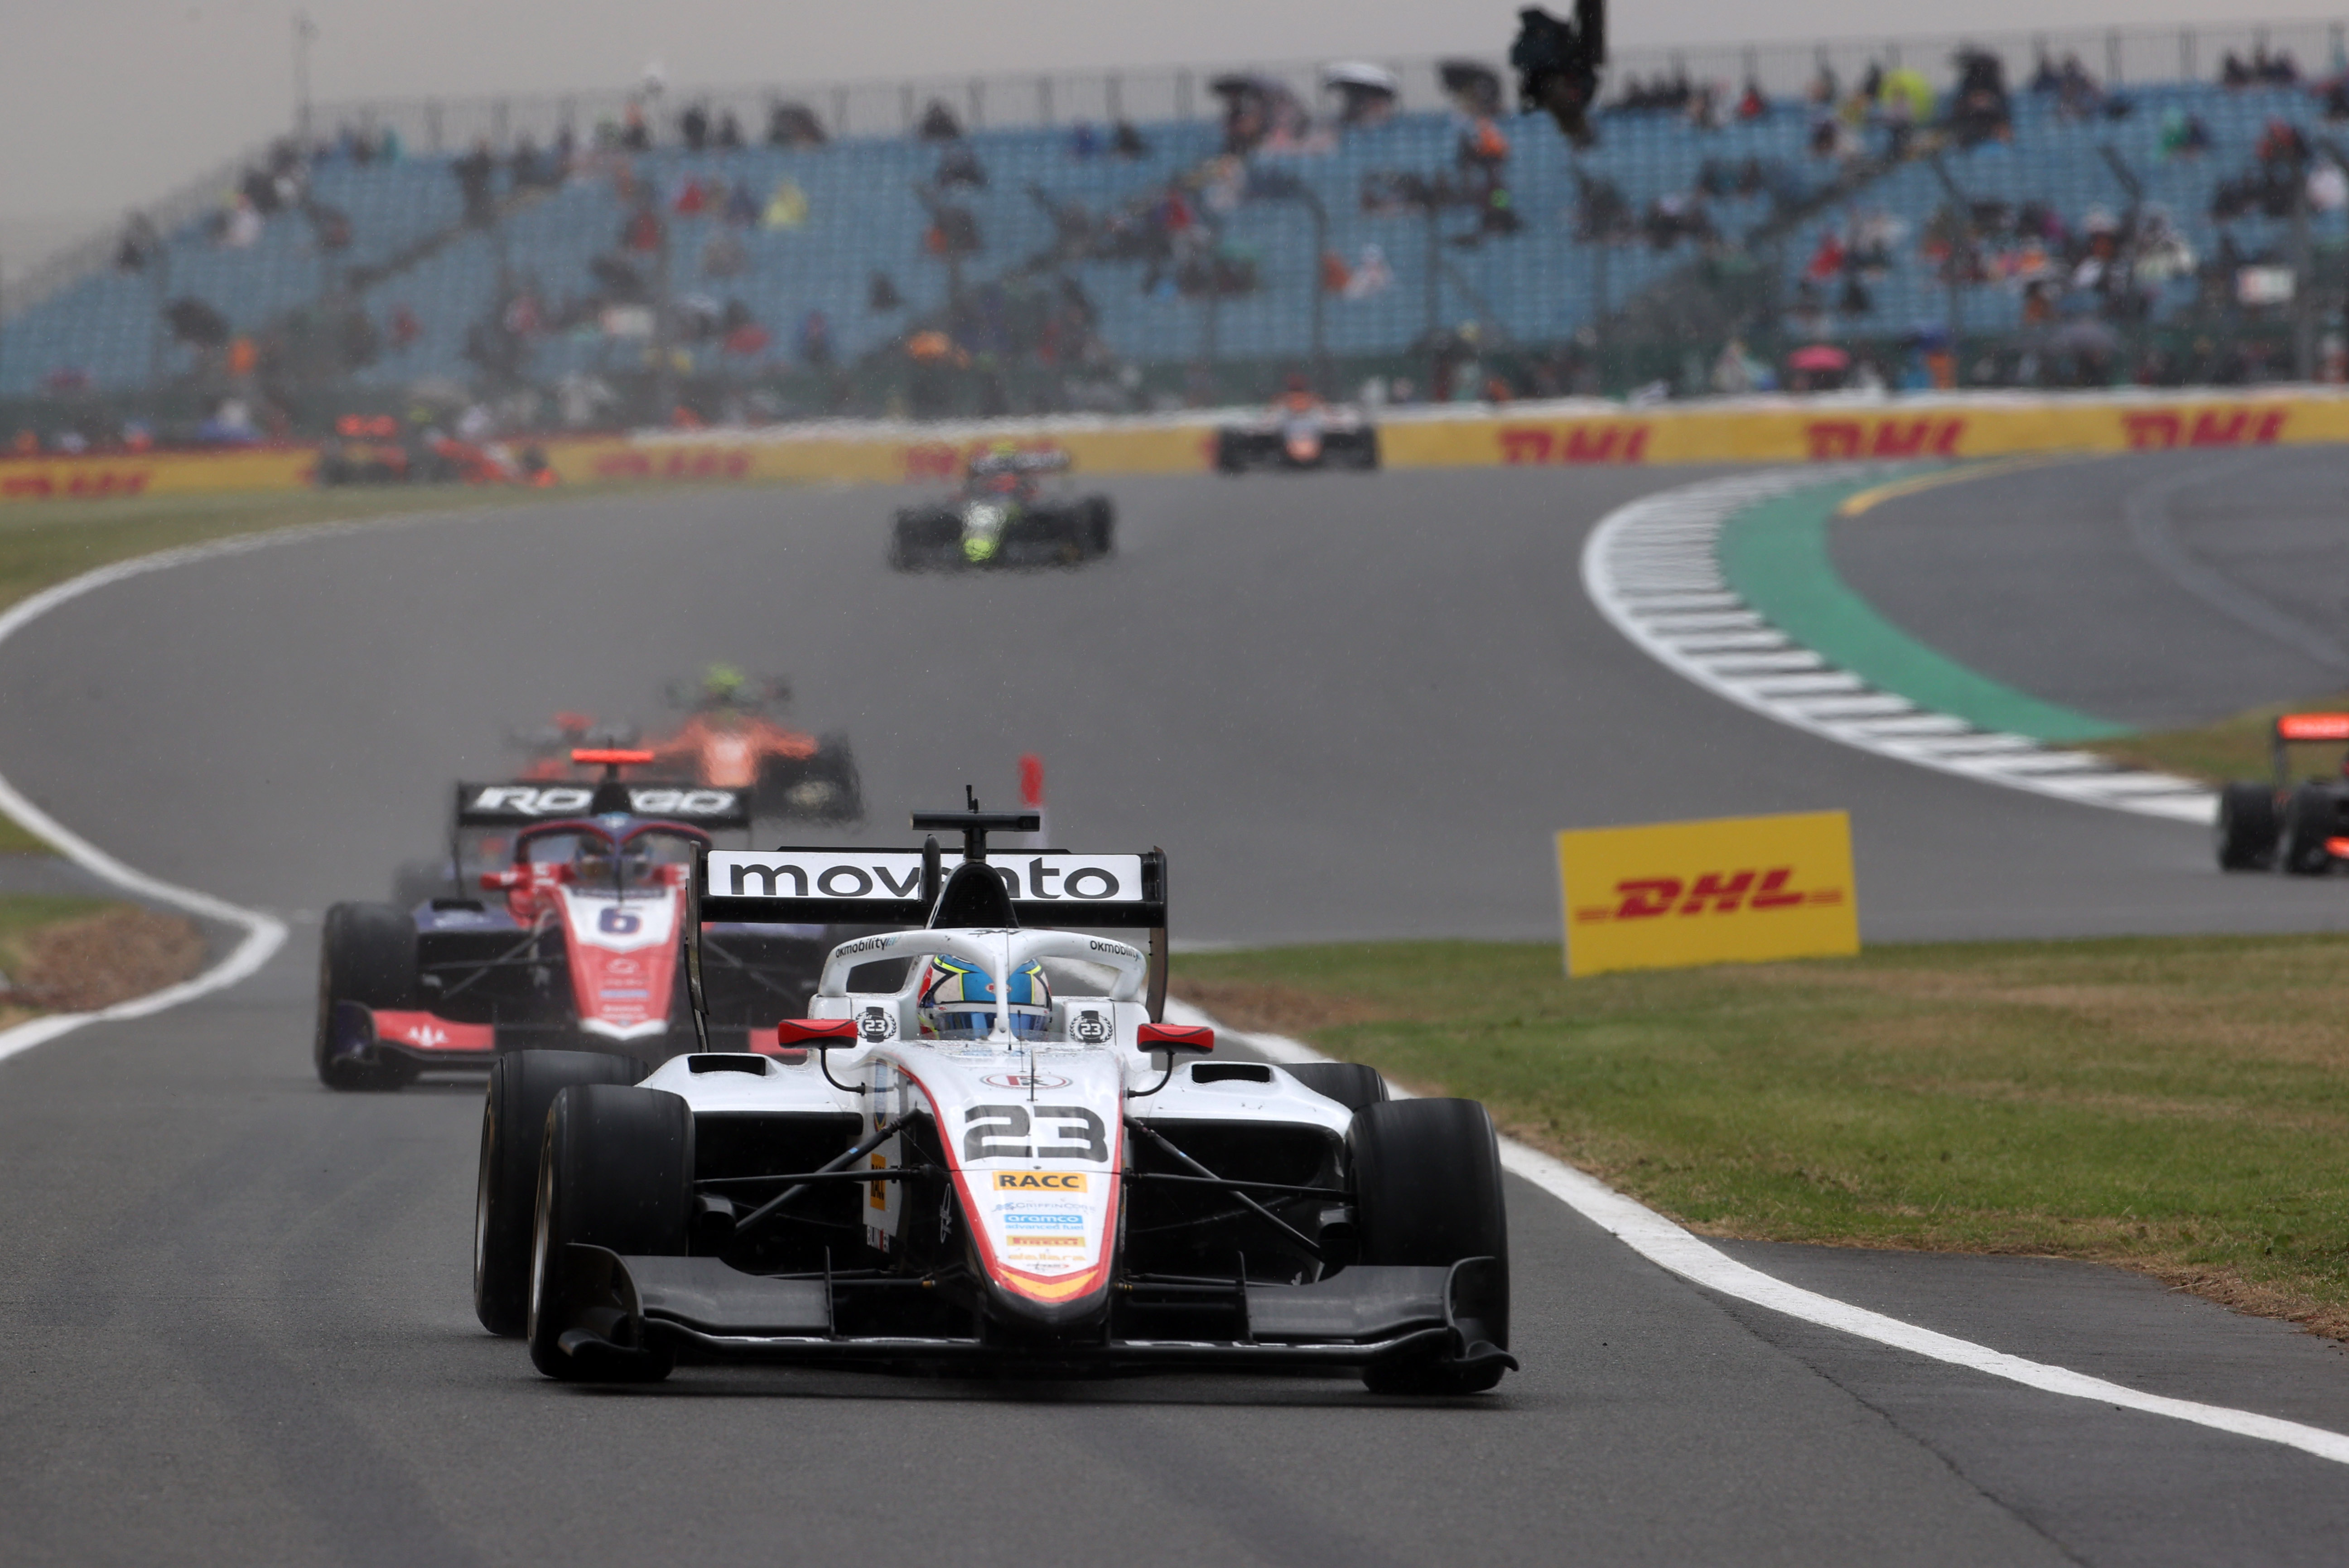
[1581,469,2218,827]
[1165,998,2349,1466]
[0,509,502,1067]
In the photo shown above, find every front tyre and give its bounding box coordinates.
[2215,782,2280,871]
[1350,1097,1510,1394]
[527,1084,693,1381]
[476,1050,648,1336]
[314,902,418,1091]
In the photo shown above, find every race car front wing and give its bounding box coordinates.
[544,1245,1515,1380]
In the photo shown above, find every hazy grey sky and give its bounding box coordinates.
[0,0,2323,261]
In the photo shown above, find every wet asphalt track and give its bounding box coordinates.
[6,462,2349,1565]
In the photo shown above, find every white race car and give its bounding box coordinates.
[474,804,1514,1393]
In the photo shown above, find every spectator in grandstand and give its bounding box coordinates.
[114,213,163,274]
[1112,120,1149,158]
[1572,169,1634,242]
[1070,122,1102,159]
[1735,80,1768,121]
[219,197,263,250]
[2222,51,2254,88]
[869,271,904,311]
[724,179,758,225]
[509,135,559,190]
[798,309,834,368]
[623,203,662,253]
[762,178,809,230]
[674,178,710,217]
[454,140,497,226]
[1949,48,2012,147]
[716,110,744,150]
[622,101,652,151]
[388,304,423,349]
[766,101,826,147]
[918,101,964,142]
[2160,109,2214,158]
[2323,75,2349,122]
[680,103,711,152]
[937,142,988,188]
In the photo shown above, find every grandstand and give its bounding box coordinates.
[5,18,2349,434]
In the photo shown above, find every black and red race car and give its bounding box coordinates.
[318,750,840,1089]
[2216,712,2349,873]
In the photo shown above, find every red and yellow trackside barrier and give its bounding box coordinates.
[0,446,317,503]
[1395,391,2349,469]
[8,388,2349,504]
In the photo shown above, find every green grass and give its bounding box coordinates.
[1174,936,2349,1336]
[2084,694,2349,786]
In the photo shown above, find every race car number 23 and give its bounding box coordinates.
[964,1104,1107,1162]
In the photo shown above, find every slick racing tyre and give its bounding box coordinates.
[2279,784,2338,876]
[2215,782,2281,872]
[889,509,958,571]
[476,1050,649,1336]
[314,902,419,1091]
[1082,496,1114,559]
[1350,1098,1510,1395]
[528,1084,693,1381]
[1287,1061,1389,1113]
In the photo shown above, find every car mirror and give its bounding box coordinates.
[1137,1023,1214,1055]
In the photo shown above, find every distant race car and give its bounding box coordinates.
[891,448,1114,570]
[476,800,1516,1393]
[490,671,863,830]
[1215,392,1379,474]
[318,750,841,1090]
[2217,712,2349,873]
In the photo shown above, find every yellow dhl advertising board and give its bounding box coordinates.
[1557,811,1858,978]
[1388,394,2349,472]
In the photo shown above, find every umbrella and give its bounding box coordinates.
[1322,61,1399,94]
[1787,344,1851,372]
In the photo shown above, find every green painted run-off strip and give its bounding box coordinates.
[1717,475,2133,743]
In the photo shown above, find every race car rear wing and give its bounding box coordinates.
[693,838,1169,1023]
[2270,714,2349,785]
[698,845,1164,927]
[453,780,752,829]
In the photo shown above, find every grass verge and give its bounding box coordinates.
[1175,936,2349,1338]
[0,894,207,1018]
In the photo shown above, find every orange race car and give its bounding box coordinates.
[507,670,862,826]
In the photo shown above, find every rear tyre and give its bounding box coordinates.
[476,1050,649,1336]
[528,1084,693,1381]
[2280,784,2337,876]
[314,902,419,1091]
[2215,782,2281,871]
[1288,1061,1389,1113]
[1350,1098,1509,1395]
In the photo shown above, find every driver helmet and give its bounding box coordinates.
[701,662,748,706]
[571,836,649,886]
[917,955,1052,1041]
